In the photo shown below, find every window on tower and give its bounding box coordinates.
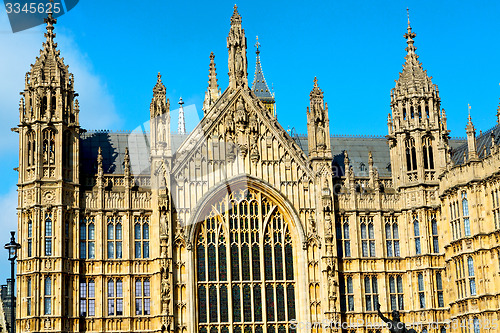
[27,217,33,257]
[44,276,52,315]
[468,256,476,296]
[45,212,53,256]
[418,273,425,309]
[405,138,417,173]
[462,192,471,236]
[42,129,55,166]
[414,216,421,255]
[431,214,439,253]
[422,137,434,170]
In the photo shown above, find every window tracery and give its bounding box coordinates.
[196,189,296,332]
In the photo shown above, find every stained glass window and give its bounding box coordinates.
[196,190,296,331]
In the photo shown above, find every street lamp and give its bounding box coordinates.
[4,231,20,333]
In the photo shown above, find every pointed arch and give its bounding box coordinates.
[187,175,306,248]
[192,178,302,331]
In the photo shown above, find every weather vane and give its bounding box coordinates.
[255,36,260,54]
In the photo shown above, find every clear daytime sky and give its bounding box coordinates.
[0,0,499,281]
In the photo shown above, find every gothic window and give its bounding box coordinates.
[468,256,476,296]
[462,192,471,236]
[337,215,350,257]
[64,215,70,257]
[385,216,400,257]
[134,216,150,259]
[418,273,425,309]
[410,105,415,119]
[436,272,444,307]
[403,107,407,120]
[389,276,403,311]
[492,189,500,229]
[26,130,36,167]
[414,216,421,255]
[42,129,55,165]
[425,103,430,118]
[51,95,56,112]
[359,162,366,173]
[473,318,480,333]
[196,190,296,332]
[45,212,53,256]
[360,216,375,257]
[80,216,95,259]
[346,276,354,311]
[418,105,422,118]
[27,217,33,257]
[80,279,95,317]
[42,96,47,113]
[405,138,417,171]
[63,130,72,179]
[27,277,32,316]
[135,278,151,315]
[108,278,123,316]
[450,199,462,240]
[422,137,434,169]
[364,276,378,311]
[440,327,446,333]
[431,214,439,253]
[107,216,123,259]
[44,276,52,315]
[455,258,466,299]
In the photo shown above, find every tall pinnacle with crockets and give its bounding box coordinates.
[178,97,186,134]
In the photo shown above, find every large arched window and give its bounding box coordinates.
[196,190,296,332]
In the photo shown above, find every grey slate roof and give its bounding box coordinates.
[293,134,466,178]
[451,124,500,165]
[80,129,467,178]
[80,131,188,176]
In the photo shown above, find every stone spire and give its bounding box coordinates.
[150,73,171,155]
[178,97,186,135]
[496,98,500,124]
[307,77,332,160]
[202,52,221,114]
[251,36,275,116]
[466,104,478,160]
[150,73,169,117]
[388,10,447,189]
[227,5,248,89]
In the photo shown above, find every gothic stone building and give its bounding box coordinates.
[14,6,500,333]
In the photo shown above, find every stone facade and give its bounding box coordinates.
[14,6,500,333]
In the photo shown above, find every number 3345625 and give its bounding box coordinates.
[5,2,61,14]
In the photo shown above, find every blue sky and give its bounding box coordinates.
[0,0,499,280]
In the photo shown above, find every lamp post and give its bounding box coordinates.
[4,231,20,333]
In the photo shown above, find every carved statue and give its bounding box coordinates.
[377,303,417,333]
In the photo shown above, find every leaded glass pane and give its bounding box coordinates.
[220,285,228,322]
[198,285,207,323]
[276,284,285,321]
[232,285,241,322]
[243,284,251,322]
[209,285,217,322]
